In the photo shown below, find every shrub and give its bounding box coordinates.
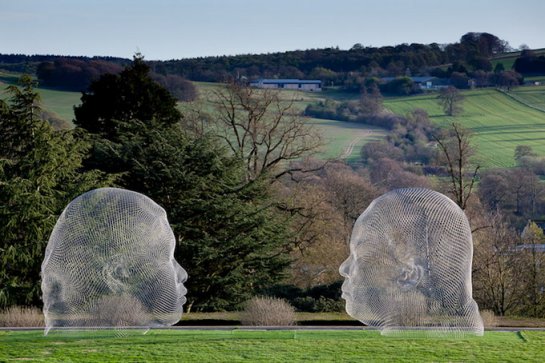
[0,306,44,327]
[88,294,149,327]
[260,282,344,312]
[240,296,295,326]
[480,310,498,328]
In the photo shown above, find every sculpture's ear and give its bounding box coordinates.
[397,262,423,291]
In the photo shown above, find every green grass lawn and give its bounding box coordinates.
[1,329,544,362]
[384,88,545,168]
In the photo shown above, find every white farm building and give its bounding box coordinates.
[250,79,322,92]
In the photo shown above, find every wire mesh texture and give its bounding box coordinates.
[339,188,484,336]
[41,188,187,335]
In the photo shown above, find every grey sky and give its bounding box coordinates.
[1,0,543,60]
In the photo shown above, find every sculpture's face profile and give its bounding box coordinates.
[339,188,484,335]
[339,206,424,326]
[41,188,187,332]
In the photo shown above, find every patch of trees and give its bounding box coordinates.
[36,58,124,91]
[151,73,197,101]
[380,77,424,96]
[477,145,545,230]
[1,32,525,95]
[360,109,437,187]
[150,43,449,84]
[514,50,545,75]
[304,83,411,129]
[0,33,496,83]
[304,99,403,128]
[35,57,197,101]
[0,53,129,74]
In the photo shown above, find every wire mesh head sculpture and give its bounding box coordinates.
[339,188,483,336]
[41,188,187,334]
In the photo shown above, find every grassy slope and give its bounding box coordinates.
[1,329,544,362]
[384,87,545,168]
[0,71,80,125]
[6,71,545,167]
[189,82,386,161]
[0,75,384,161]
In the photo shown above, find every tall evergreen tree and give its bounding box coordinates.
[74,54,181,140]
[0,76,110,307]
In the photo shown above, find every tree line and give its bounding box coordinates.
[1,32,539,96]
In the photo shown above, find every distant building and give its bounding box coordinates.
[381,76,444,89]
[250,79,322,92]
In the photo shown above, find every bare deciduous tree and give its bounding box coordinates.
[212,82,323,182]
[276,161,379,288]
[519,221,545,317]
[472,212,525,316]
[437,86,464,116]
[433,122,479,210]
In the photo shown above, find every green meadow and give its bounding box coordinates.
[173,81,385,161]
[0,71,80,126]
[3,69,545,167]
[384,87,545,168]
[0,76,383,161]
[1,329,544,362]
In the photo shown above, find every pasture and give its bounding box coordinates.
[0,75,384,161]
[168,82,386,161]
[4,69,545,166]
[384,87,545,168]
[0,71,80,126]
[1,329,544,362]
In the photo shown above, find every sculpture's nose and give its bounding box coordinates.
[339,256,352,278]
[175,263,188,284]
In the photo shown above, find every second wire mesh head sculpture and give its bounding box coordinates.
[339,188,483,335]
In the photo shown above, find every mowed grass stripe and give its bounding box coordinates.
[384,89,545,168]
[511,86,545,110]
[1,329,544,362]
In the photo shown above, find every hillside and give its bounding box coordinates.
[0,74,385,161]
[384,87,545,168]
[3,67,545,167]
[0,71,80,126]
[182,82,387,161]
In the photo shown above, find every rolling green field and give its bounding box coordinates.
[384,87,545,168]
[3,69,545,166]
[175,82,385,161]
[0,75,383,161]
[0,71,80,125]
[1,329,544,362]
[510,86,545,111]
